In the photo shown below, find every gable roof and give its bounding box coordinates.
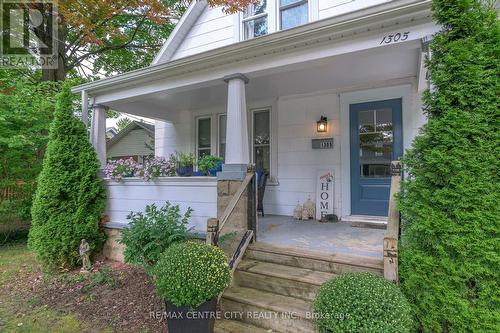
[107,121,154,148]
[152,0,207,64]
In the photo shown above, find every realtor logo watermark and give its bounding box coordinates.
[1,0,58,68]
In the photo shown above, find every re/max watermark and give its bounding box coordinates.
[150,311,351,321]
[0,0,58,69]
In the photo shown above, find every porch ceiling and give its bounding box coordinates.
[107,44,420,120]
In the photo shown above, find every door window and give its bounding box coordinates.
[358,108,393,177]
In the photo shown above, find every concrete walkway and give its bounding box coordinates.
[256,215,385,258]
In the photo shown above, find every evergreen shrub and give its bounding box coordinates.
[399,0,500,331]
[28,85,106,270]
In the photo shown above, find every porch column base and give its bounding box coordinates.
[217,164,248,180]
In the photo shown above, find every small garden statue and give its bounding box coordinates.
[79,239,91,272]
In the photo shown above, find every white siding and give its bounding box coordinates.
[105,178,217,232]
[167,0,392,60]
[155,110,192,158]
[150,85,426,219]
[107,128,153,158]
[264,92,342,217]
[171,6,236,60]
[318,0,391,20]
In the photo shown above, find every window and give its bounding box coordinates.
[280,0,308,30]
[252,109,271,173]
[196,117,211,159]
[218,114,227,160]
[243,0,268,40]
[218,111,271,173]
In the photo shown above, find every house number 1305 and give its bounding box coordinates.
[380,32,410,44]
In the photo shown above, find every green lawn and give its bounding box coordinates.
[0,243,112,333]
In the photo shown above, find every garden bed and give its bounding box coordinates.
[0,243,167,332]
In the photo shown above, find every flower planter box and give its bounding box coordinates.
[176,166,193,177]
[165,298,217,333]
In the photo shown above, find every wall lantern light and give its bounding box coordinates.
[317,116,328,133]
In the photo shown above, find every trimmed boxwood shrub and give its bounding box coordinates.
[28,85,106,270]
[152,242,230,307]
[313,273,413,333]
[398,1,500,331]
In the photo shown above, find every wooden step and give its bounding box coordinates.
[221,286,316,333]
[214,319,273,333]
[246,243,383,275]
[234,259,334,300]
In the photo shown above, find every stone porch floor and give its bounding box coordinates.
[256,215,385,258]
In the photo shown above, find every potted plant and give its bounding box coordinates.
[153,242,230,333]
[198,155,223,176]
[174,152,194,176]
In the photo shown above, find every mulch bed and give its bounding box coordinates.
[34,260,168,333]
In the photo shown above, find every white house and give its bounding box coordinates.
[106,120,154,163]
[73,0,437,233]
[73,1,440,330]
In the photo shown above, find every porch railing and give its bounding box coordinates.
[383,160,402,283]
[206,167,257,272]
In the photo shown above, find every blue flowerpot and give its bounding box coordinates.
[192,171,205,176]
[208,169,218,177]
[176,166,193,177]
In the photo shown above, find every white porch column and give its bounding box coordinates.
[224,73,249,164]
[91,104,108,167]
[81,90,89,128]
[218,73,250,180]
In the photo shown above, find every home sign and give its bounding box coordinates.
[316,170,334,220]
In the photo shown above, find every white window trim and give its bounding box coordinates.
[241,1,270,41]
[279,0,308,29]
[240,0,318,40]
[249,105,278,184]
[195,115,214,160]
[217,113,227,157]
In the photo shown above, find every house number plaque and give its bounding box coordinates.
[312,138,334,149]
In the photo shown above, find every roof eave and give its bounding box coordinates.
[72,0,432,95]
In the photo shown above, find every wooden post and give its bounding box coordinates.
[206,218,219,246]
[246,166,257,242]
[384,160,402,283]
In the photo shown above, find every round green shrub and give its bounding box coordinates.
[313,272,413,333]
[152,241,230,307]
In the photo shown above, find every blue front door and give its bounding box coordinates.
[350,98,403,216]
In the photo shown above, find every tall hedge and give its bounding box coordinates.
[28,85,106,270]
[399,1,499,332]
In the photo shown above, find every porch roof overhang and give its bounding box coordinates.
[72,0,436,117]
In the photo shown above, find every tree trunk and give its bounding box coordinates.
[38,14,67,82]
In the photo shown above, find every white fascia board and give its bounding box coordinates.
[152,0,207,65]
[72,0,432,96]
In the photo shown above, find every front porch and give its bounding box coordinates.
[257,215,384,258]
[76,7,434,263]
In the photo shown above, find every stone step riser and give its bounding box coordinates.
[220,298,316,333]
[234,270,320,301]
[246,249,383,275]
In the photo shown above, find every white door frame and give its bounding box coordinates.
[339,84,415,218]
